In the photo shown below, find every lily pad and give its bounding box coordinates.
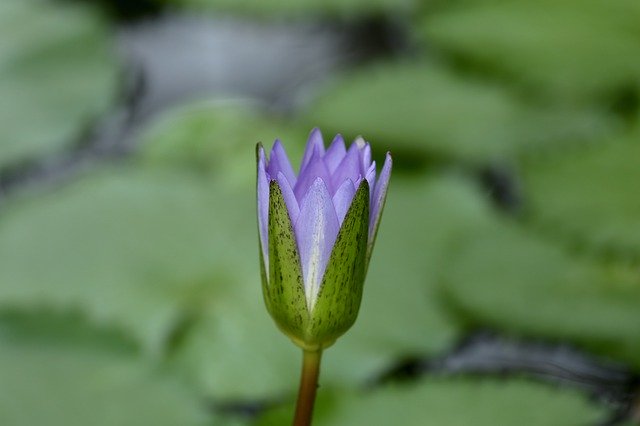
[305,63,614,163]
[0,167,251,354]
[150,0,415,18]
[440,224,640,367]
[257,378,604,425]
[522,132,640,258]
[421,0,640,101]
[0,319,211,426]
[0,0,119,169]
[137,101,308,187]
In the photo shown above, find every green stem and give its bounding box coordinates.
[293,349,322,426]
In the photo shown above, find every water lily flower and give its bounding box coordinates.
[257,128,391,350]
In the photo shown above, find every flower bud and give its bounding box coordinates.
[257,129,391,350]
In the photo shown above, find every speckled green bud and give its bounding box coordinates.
[257,132,392,350]
[260,180,369,350]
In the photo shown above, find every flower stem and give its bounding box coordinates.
[293,349,322,426]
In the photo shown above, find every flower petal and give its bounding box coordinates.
[256,144,270,270]
[277,172,299,225]
[332,178,356,225]
[331,141,361,192]
[365,161,376,200]
[295,178,340,310]
[324,134,347,173]
[356,137,372,173]
[267,139,297,186]
[299,128,325,173]
[368,152,392,256]
[294,148,332,201]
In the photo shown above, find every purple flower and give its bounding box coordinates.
[257,128,391,349]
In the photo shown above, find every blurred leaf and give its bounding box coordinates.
[0,335,211,426]
[172,282,300,400]
[522,132,640,259]
[421,0,640,100]
[0,0,118,169]
[0,167,253,354]
[150,0,414,18]
[258,378,604,425]
[0,310,211,426]
[0,309,137,353]
[138,101,309,187]
[440,224,640,366]
[305,63,614,163]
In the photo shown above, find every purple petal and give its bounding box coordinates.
[295,178,339,308]
[358,138,372,173]
[294,148,332,201]
[267,140,297,186]
[324,134,347,173]
[370,152,392,240]
[332,179,356,225]
[331,142,361,192]
[365,161,376,199]
[257,145,270,268]
[277,172,299,225]
[299,128,325,173]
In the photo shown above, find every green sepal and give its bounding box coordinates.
[307,180,370,348]
[260,178,370,351]
[263,180,309,343]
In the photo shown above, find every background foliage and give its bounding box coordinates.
[0,0,638,424]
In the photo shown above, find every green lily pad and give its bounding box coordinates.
[149,0,414,18]
[257,378,604,425]
[0,308,137,354]
[0,167,252,355]
[522,132,640,259]
[305,63,614,163]
[421,0,640,101]
[0,321,211,426]
[440,224,640,366]
[138,101,309,186]
[0,0,118,169]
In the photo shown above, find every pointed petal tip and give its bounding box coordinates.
[324,134,347,173]
[368,150,392,244]
[376,152,392,191]
[308,128,324,146]
[354,136,366,149]
[256,142,266,159]
[300,128,326,173]
[268,138,297,185]
[382,152,393,171]
[329,134,346,151]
